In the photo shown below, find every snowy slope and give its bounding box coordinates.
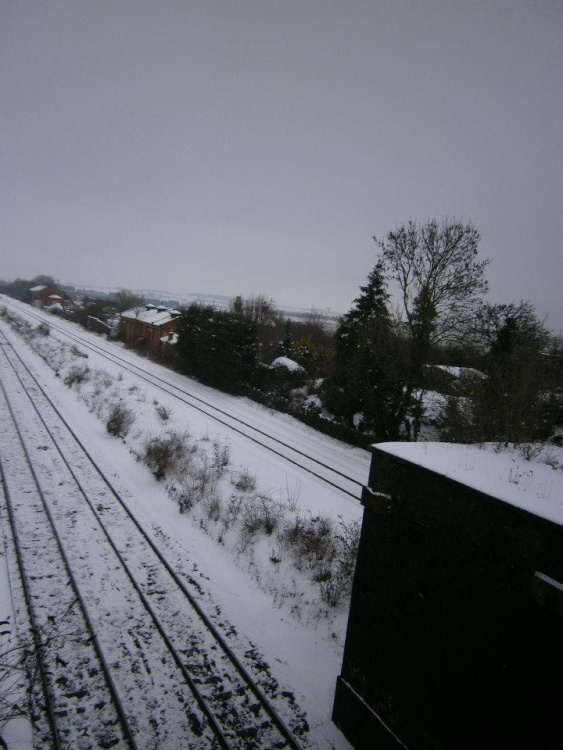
[1,299,362,749]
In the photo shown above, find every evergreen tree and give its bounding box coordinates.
[326,262,408,439]
[275,319,293,358]
[176,304,258,389]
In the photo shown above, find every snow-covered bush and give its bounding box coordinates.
[143,429,190,480]
[105,401,135,438]
[154,402,171,422]
[231,467,256,492]
[2,306,361,619]
[63,364,90,388]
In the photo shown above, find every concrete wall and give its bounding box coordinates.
[333,446,563,750]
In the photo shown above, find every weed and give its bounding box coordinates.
[63,365,90,388]
[259,494,281,535]
[519,443,545,462]
[192,455,218,497]
[231,467,256,492]
[211,438,231,476]
[224,494,244,527]
[176,483,198,514]
[143,430,188,480]
[106,401,135,438]
[240,504,263,538]
[203,493,222,522]
[281,477,301,511]
[155,403,172,422]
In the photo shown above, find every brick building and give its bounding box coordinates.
[29,284,65,308]
[120,304,181,357]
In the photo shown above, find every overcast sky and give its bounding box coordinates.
[2,1,562,330]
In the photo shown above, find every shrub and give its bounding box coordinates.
[280,477,301,512]
[224,494,244,528]
[203,493,222,522]
[277,515,360,607]
[286,515,336,569]
[319,520,361,606]
[171,481,198,514]
[212,438,231,476]
[155,403,172,422]
[106,402,135,438]
[262,495,281,535]
[231,468,256,492]
[191,455,218,498]
[63,365,90,388]
[143,430,189,480]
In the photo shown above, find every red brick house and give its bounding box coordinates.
[29,284,65,308]
[120,304,181,357]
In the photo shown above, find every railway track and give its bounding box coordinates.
[0,296,367,502]
[0,331,307,749]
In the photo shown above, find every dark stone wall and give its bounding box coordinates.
[333,447,563,750]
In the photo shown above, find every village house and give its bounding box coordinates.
[29,284,66,309]
[120,304,181,357]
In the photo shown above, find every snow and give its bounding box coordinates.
[121,305,180,326]
[431,364,485,380]
[376,441,563,526]
[160,332,178,344]
[0,298,364,748]
[269,356,305,373]
[0,543,34,750]
[4,296,560,748]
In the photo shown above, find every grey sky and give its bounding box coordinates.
[2,1,562,331]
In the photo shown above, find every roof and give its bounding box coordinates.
[120,306,180,327]
[29,284,48,292]
[374,441,563,526]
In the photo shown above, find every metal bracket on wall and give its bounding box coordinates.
[361,485,394,515]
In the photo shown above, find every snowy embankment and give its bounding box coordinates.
[0,304,363,749]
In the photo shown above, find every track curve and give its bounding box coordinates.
[0,329,307,749]
[0,296,368,502]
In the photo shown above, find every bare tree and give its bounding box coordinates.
[373,218,490,438]
[230,294,281,362]
[111,289,145,313]
[231,294,279,325]
[374,218,490,348]
[472,301,552,445]
[31,274,56,287]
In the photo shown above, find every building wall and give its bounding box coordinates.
[333,447,563,750]
[120,317,147,347]
[30,285,61,307]
[120,316,178,356]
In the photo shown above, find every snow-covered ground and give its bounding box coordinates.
[0,300,367,749]
[2,298,561,749]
